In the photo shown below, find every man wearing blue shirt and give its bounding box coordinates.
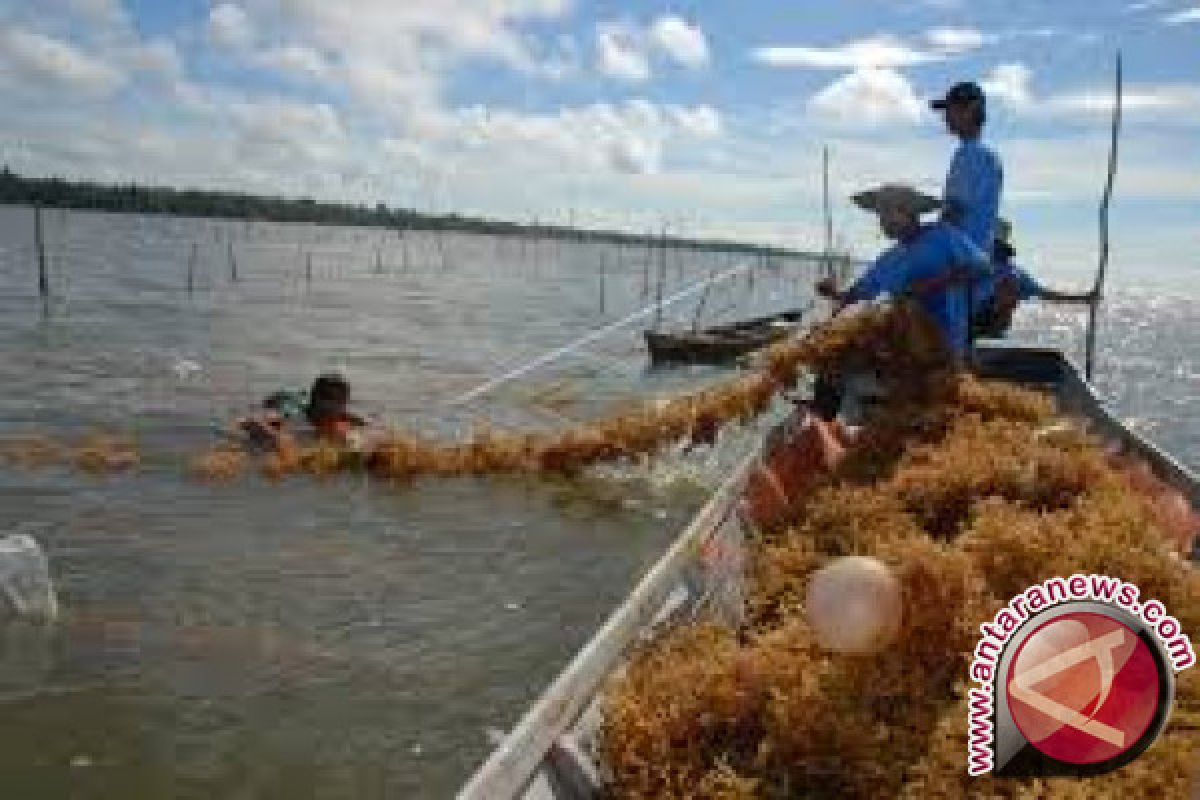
[819,184,992,359]
[932,82,1003,254]
[972,219,1095,337]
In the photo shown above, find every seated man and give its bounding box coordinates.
[818,184,992,359]
[972,219,1096,338]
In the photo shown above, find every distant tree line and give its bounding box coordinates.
[0,166,839,260]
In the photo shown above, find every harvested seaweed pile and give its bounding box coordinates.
[191,304,950,483]
[600,356,1199,798]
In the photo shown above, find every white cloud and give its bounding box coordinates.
[208,3,254,51]
[257,45,330,80]
[237,0,568,75]
[649,15,709,69]
[596,23,649,82]
[1045,85,1200,115]
[808,67,924,126]
[983,63,1034,109]
[982,63,1200,121]
[923,27,987,54]
[753,34,941,69]
[66,0,129,27]
[669,105,722,138]
[753,29,992,71]
[0,26,125,96]
[1163,7,1200,23]
[450,99,722,175]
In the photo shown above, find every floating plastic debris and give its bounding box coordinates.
[172,358,203,382]
[0,534,58,623]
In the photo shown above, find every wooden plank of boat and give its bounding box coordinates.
[460,345,1199,799]
[645,309,807,366]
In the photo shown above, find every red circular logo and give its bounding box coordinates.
[1006,612,1161,765]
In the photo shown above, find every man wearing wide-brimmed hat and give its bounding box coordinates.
[971,218,1096,338]
[931,81,1003,254]
[817,183,991,358]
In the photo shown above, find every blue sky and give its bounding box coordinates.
[0,0,1197,284]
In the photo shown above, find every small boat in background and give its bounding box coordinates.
[644,307,810,366]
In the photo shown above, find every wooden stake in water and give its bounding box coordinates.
[228,240,238,282]
[305,251,313,287]
[34,205,49,309]
[187,242,198,294]
[599,250,607,315]
[374,246,383,275]
[654,226,667,329]
[692,268,718,331]
[641,231,651,301]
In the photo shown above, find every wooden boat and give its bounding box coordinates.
[458,344,1199,799]
[644,308,809,366]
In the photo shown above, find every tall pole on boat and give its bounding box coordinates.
[1085,52,1122,383]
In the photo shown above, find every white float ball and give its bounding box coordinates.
[806,556,901,655]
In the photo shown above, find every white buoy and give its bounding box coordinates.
[806,556,901,655]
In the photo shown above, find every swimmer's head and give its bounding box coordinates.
[307,373,350,424]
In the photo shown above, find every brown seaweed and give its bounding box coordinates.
[599,339,1199,799]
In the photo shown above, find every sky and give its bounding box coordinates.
[0,0,1197,284]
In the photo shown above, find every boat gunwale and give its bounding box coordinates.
[457,435,766,799]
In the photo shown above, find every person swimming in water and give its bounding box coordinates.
[238,373,367,451]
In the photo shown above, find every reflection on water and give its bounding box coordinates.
[0,207,812,797]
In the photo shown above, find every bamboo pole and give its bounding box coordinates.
[599,250,607,315]
[692,268,718,331]
[654,226,666,329]
[187,242,197,294]
[1085,52,1123,383]
[641,230,651,300]
[228,240,238,282]
[34,205,49,309]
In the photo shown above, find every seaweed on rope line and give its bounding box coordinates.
[186,303,950,484]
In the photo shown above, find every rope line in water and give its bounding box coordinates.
[447,262,752,408]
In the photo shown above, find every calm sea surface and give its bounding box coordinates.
[0,207,1195,798]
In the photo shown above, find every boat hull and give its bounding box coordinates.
[645,310,807,365]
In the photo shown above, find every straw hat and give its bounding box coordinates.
[851,185,941,216]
